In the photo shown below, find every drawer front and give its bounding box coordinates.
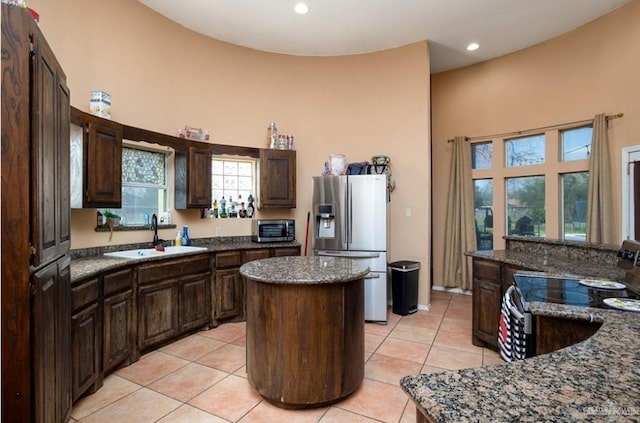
[215,251,242,268]
[72,277,100,311]
[242,249,271,264]
[138,255,210,285]
[104,268,134,296]
[473,259,501,282]
[272,247,301,257]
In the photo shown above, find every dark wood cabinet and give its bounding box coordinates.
[472,258,532,351]
[259,149,296,208]
[103,268,135,373]
[137,255,211,351]
[213,248,300,325]
[138,279,180,350]
[32,257,72,423]
[472,277,502,348]
[83,115,123,208]
[2,5,72,421]
[70,276,102,402]
[214,251,244,324]
[536,315,601,356]
[175,144,212,209]
[181,274,211,332]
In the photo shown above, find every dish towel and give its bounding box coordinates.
[499,285,527,362]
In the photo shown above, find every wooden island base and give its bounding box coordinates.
[245,275,365,409]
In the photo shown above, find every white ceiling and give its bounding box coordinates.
[137,0,630,73]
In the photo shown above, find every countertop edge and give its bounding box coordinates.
[400,304,640,422]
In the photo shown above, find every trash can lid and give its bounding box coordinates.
[389,260,420,271]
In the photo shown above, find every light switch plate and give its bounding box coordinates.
[405,208,412,218]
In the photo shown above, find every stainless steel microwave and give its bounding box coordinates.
[252,219,295,243]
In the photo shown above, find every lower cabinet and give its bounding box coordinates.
[70,277,102,402]
[137,254,211,351]
[138,280,180,350]
[103,268,135,373]
[471,258,531,351]
[213,247,301,325]
[536,315,601,355]
[213,251,245,324]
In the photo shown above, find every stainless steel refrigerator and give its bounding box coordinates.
[312,174,389,323]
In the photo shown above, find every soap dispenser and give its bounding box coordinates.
[175,231,182,246]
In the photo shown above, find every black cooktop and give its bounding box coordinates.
[513,273,637,310]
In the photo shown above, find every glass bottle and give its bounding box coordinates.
[182,225,190,246]
[219,196,228,218]
[239,202,247,218]
[246,194,255,218]
[268,122,277,149]
[212,199,219,218]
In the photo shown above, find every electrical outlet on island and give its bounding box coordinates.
[215,227,222,236]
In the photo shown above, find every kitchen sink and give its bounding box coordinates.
[104,245,208,259]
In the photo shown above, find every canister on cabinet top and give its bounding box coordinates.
[90,90,111,119]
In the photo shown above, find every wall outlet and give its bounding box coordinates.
[405,208,412,218]
[215,227,222,236]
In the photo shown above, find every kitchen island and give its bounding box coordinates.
[401,303,640,422]
[240,256,369,409]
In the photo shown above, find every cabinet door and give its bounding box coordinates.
[32,257,72,423]
[472,278,501,349]
[215,268,244,321]
[83,114,122,208]
[71,302,102,402]
[30,25,70,267]
[181,274,211,332]
[502,264,530,294]
[103,289,134,374]
[175,144,212,209]
[259,149,296,208]
[138,280,179,351]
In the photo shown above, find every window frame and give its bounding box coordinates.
[470,124,591,249]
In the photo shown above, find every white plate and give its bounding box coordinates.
[579,279,626,290]
[603,298,640,312]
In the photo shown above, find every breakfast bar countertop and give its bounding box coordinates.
[465,249,625,281]
[400,303,640,422]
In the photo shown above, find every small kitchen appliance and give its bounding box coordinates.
[252,219,295,243]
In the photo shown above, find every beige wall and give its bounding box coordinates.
[29,0,433,305]
[431,0,640,287]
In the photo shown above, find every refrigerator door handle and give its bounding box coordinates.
[364,272,380,279]
[316,251,381,259]
[347,180,352,244]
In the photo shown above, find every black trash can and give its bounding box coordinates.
[390,261,420,316]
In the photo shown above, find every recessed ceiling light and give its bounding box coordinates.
[294,3,309,15]
[466,42,480,51]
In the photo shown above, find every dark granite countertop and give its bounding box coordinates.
[239,256,369,285]
[401,303,640,422]
[465,249,625,281]
[69,237,301,282]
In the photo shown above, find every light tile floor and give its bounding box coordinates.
[71,290,502,423]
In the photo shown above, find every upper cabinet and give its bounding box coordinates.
[71,108,122,208]
[259,149,296,209]
[175,143,212,209]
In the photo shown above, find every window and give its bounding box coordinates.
[505,134,545,167]
[471,124,592,245]
[561,126,593,161]
[506,176,545,237]
[472,142,492,170]
[212,158,256,209]
[474,179,494,250]
[562,172,589,241]
[114,146,169,225]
